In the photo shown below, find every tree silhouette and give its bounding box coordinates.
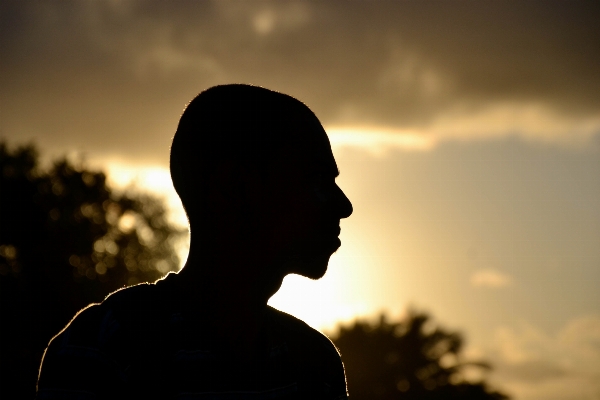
[332,311,509,400]
[0,141,187,398]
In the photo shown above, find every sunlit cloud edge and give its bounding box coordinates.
[327,102,600,155]
[470,269,513,288]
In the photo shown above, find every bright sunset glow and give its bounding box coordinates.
[102,159,188,228]
[268,251,372,334]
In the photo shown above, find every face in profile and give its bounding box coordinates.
[260,116,353,280]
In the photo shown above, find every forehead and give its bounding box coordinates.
[276,116,338,175]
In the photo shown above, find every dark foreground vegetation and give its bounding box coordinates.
[332,312,509,399]
[0,141,508,399]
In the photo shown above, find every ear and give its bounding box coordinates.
[205,159,242,207]
[239,165,267,207]
[205,160,265,210]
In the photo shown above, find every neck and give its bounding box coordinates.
[170,242,285,352]
[173,239,285,313]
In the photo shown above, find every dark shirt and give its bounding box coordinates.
[37,278,348,399]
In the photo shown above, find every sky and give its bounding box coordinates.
[1,1,599,399]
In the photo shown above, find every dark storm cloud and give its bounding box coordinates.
[1,0,599,160]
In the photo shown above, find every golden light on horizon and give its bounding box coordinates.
[268,232,373,333]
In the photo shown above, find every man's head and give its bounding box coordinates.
[170,84,352,279]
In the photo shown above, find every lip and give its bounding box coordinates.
[307,235,341,258]
[327,226,341,237]
[329,233,341,247]
[331,227,341,244]
[311,225,341,251]
[320,237,341,254]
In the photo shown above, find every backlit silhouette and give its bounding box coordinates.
[36,85,353,399]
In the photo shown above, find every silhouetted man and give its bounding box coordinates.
[37,84,353,399]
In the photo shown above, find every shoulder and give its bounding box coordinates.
[41,302,104,362]
[37,282,168,396]
[37,301,121,398]
[267,306,341,359]
[267,307,348,398]
[55,283,159,345]
[102,281,162,312]
[39,283,151,352]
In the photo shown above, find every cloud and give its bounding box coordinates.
[470,269,513,288]
[558,315,600,360]
[327,126,436,155]
[327,101,600,154]
[1,1,599,161]
[428,102,600,146]
[485,316,600,399]
[250,3,311,35]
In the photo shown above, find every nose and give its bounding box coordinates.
[335,184,353,219]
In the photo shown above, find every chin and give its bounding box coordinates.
[296,252,334,280]
[282,239,340,279]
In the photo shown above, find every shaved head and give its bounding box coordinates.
[170,84,317,223]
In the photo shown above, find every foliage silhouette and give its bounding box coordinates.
[0,141,186,398]
[332,311,509,400]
